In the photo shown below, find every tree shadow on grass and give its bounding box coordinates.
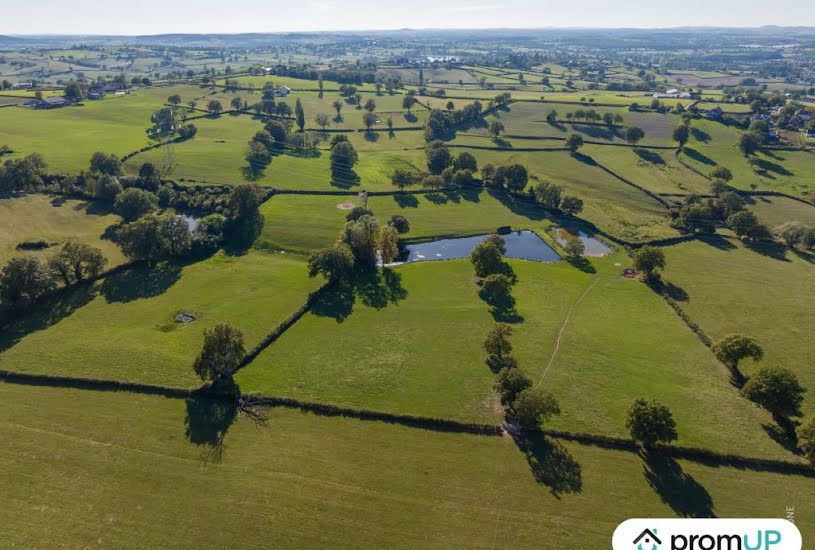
[683,147,716,166]
[751,157,793,177]
[690,127,711,143]
[698,234,738,251]
[425,192,449,204]
[512,431,582,498]
[185,392,238,463]
[566,256,597,274]
[392,193,419,208]
[571,151,597,166]
[642,451,715,518]
[224,214,264,256]
[743,240,791,262]
[0,283,99,354]
[573,123,619,141]
[101,261,183,303]
[311,268,408,323]
[762,423,801,455]
[634,148,665,165]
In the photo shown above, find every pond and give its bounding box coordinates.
[551,228,612,257]
[404,230,560,263]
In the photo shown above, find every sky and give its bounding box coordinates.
[3,0,815,35]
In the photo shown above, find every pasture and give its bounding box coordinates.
[0,251,320,387]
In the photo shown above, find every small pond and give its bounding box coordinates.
[404,230,560,263]
[181,215,200,232]
[551,228,612,257]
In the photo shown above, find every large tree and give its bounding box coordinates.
[0,256,56,310]
[673,124,690,149]
[796,418,815,466]
[624,126,646,146]
[49,241,107,285]
[633,246,666,278]
[711,334,763,367]
[330,141,359,179]
[341,214,380,267]
[494,367,532,406]
[625,398,678,447]
[512,389,561,430]
[193,323,246,383]
[294,98,305,132]
[89,152,122,176]
[425,141,453,174]
[227,184,263,220]
[743,367,805,418]
[307,243,355,282]
[470,240,504,278]
[114,188,158,222]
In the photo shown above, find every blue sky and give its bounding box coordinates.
[3,0,814,35]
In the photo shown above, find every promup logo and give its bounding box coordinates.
[634,528,662,550]
[613,519,802,550]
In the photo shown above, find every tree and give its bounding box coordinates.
[346,206,373,222]
[387,214,410,234]
[480,163,496,185]
[710,166,733,181]
[483,323,513,367]
[245,140,271,173]
[379,225,400,263]
[504,164,529,192]
[626,398,678,447]
[49,241,107,285]
[264,120,288,146]
[470,241,504,277]
[796,418,815,466]
[625,126,646,146]
[307,243,355,282]
[252,130,275,151]
[362,111,378,131]
[138,162,160,185]
[513,389,561,430]
[391,168,416,190]
[488,120,505,139]
[402,95,417,113]
[533,181,562,209]
[230,97,242,111]
[743,367,805,418]
[207,100,223,115]
[364,98,376,112]
[294,98,305,131]
[446,100,455,111]
[89,174,123,202]
[633,246,666,277]
[560,195,584,216]
[332,99,343,117]
[727,211,762,239]
[494,367,532,405]
[315,113,330,132]
[565,133,584,153]
[774,221,809,248]
[673,124,690,149]
[117,214,171,261]
[453,151,478,172]
[341,214,380,267]
[168,94,182,106]
[564,239,585,259]
[227,184,263,220]
[114,188,158,222]
[193,323,246,383]
[739,133,761,156]
[480,273,513,304]
[712,334,763,367]
[425,141,452,174]
[330,141,359,178]
[89,152,122,176]
[0,256,56,310]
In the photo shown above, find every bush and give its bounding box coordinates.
[114,188,158,222]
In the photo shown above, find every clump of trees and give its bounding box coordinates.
[329,136,359,184]
[0,153,48,193]
[532,181,583,216]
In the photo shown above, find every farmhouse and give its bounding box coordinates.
[87,88,106,100]
[275,85,292,97]
[654,88,692,99]
[24,96,70,109]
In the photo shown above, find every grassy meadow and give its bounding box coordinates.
[0,251,320,387]
[0,194,125,266]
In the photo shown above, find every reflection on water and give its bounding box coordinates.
[405,230,560,263]
[551,228,612,257]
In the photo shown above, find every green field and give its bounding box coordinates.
[746,195,815,228]
[2,382,813,548]
[0,194,125,266]
[661,237,815,418]
[0,251,320,387]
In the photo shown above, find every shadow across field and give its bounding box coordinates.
[512,431,583,498]
[683,147,716,166]
[641,451,715,518]
[311,268,408,323]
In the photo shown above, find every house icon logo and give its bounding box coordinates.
[633,528,661,550]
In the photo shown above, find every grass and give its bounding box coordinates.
[679,119,815,197]
[2,382,814,548]
[255,193,362,253]
[239,253,791,459]
[237,261,503,424]
[0,85,202,172]
[0,251,320,387]
[0,194,125,266]
[745,195,815,228]
[661,236,815,418]
[368,188,557,240]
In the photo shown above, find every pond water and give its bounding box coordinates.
[551,228,612,257]
[404,230,560,263]
[181,215,200,232]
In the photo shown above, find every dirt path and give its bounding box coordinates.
[535,278,599,389]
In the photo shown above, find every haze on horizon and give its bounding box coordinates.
[3,0,815,36]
